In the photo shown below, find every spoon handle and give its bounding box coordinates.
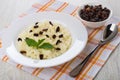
[69,45,102,77]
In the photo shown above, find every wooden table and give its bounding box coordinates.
[0,0,120,80]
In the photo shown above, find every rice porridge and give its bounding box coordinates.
[16,21,72,60]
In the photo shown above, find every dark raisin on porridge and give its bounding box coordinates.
[34,25,39,28]
[55,48,61,51]
[49,21,53,26]
[56,26,60,32]
[35,22,39,25]
[46,35,49,38]
[25,37,29,40]
[43,29,48,32]
[20,50,26,54]
[39,31,43,35]
[29,30,33,33]
[39,54,44,59]
[59,34,63,38]
[33,33,39,37]
[18,38,22,41]
[56,40,62,45]
[52,34,56,39]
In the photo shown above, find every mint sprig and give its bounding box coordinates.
[25,38,38,47]
[25,38,54,50]
[39,43,54,49]
[37,39,45,48]
[38,39,45,45]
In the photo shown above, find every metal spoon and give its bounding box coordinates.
[69,24,118,77]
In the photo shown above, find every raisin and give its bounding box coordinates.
[34,25,39,28]
[18,38,22,41]
[39,54,44,59]
[52,35,56,39]
[46,35,49,38]
[29,30,33,33]
[86,7,91,12]
[43,29,48,32]
[56,40,62,45]
[49,21,53,26]
[85,5,89,9]
[33,33,39,37]
[35,22,39,25]
[59,34,63,38]
[39,31,43,35]
[20,50,26,54]
[56,26,60,32]
[26,37,29,40]
[56,48,61,50]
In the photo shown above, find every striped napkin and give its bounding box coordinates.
[0,0,120,80]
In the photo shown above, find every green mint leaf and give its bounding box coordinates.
[38,39,45,45]
[39,43,54,50]
[25,38,38,47]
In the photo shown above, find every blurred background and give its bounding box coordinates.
[0,0,120,30]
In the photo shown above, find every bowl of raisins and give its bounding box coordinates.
[77,2,112,28]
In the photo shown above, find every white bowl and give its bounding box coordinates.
[1,12,88,68]
[77,2,113,28]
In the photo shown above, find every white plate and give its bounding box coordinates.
[1,12,88,68]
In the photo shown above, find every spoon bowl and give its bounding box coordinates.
[103,24,118,42]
